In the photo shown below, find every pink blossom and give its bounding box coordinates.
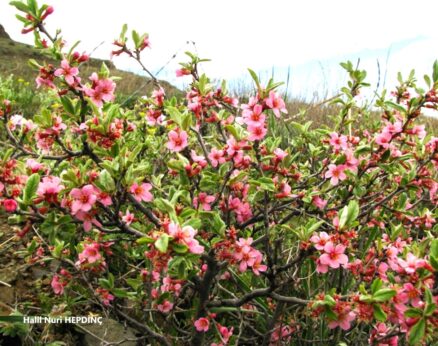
[129,183,153,203]
[273,148,288,160]
[193,192,215,211]
[312,196,327,209]
[275,181,291,198]
[146,109,165,126]
[166,129,188,152]
[151,87,165,105]
[242,104,265,126]
[247,123,267,141]
[194,317,210,332]
[397,253,426,274]
[208,148,226,167]
[325,164,347,186]
[375,131,392,148]
[329,132,348,151]
[37,176,64,199]
[157,300,174,313]
[70,184,97,214]
[54,59,79,85]
[310,232,331,251]
[75,210,102,232]
[384,121,403,135]
[96,288,114,306]
[328,306,356,330]
[411,125,426,139]
[319,242,348,269]
[51,275,64,295]
[167,222,205,254]
[26,159,45,173]
[344,149,359,173]
[0,182,4,195]
[236,237,253,253]
[251,251,267,275]
[191,150,208,168]
[95,190,112,206]
[3,199,17,213]
[83,73,116,108]
[218,324,234,343]
[265,91,287,118]
[226,137,244,157]
[77,242,102,265]
[121,209,135,225]
[36,76,55,89]
[176,68,190,77]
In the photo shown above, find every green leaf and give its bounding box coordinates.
[373,288,396,302]
[433,60,438,83]
[249,177,275,192]
[60,96,75,115]
[373,304,387,322]
[112,288,129,298]
[99,62,110,79]
[120,24,128,40]
[370,278,383,295]
[23,173,40,205]
[172,243,188,254]
[225,124,240,140]
[10,1,29,13]
[339,200,359,229]
[324,295,336,307]
[155,234,170,253]
[132,30,140,48]
[248,68,261,92]
[424,303,436,317]
[136,236,155,245]
[408,318,425,345]
[386,101,406,114]
[98,278,111,290]
[125,278,142,290]
[98,169,115,192]
[404,308,423,318]
[305,220,324,235]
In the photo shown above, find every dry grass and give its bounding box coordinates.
[1,36,436,134]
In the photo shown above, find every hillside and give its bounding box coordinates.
[0,24,182,102]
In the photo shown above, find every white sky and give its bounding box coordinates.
[1,0,438,104]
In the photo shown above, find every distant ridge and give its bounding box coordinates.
[0,24,181,100]
[0,24,11,39]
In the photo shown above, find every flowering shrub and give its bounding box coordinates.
[1,0,437,345]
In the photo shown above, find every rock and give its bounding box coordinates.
[0,267,18,284]
[0,286,15,304]
[0,25,10,40]
[30,266,51,280]
[79,318,137,346]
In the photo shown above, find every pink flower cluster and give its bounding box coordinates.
[324,132,359,186]
[234,237,267,275]
[239,92,287,141]
[194,316,233,345]
[83,73,116,108]
[166,128,189,152]
[37,176,64,202]
[311,232,349,273]
[193,192,215,211]
[67,184,112,231]
[75,242,104,268]
[167,222,204,254]
[54,59,79,86]
[129,182,153,203]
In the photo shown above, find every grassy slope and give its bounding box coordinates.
[0,36,182,101]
